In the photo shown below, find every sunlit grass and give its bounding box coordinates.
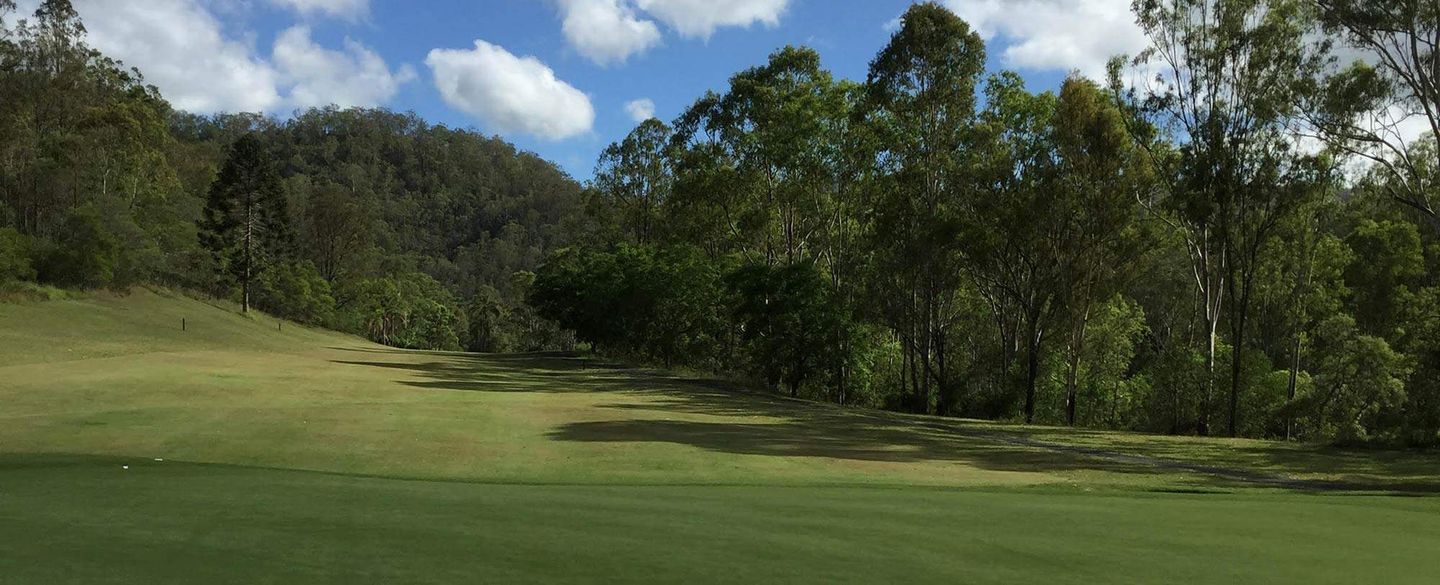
[1,289,1436,583]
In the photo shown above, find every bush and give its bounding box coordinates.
[36,210,121,288]
[0,227,36,283]
[531,244,726,365]
[1300,315,1410,443]
[464,284,574,353]
[727,262,857,397]
[337,272,465,351]
[252,260,335,325]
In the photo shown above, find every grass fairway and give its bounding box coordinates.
[2,289,1438,583]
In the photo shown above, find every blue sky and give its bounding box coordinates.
[12,0,1149,180]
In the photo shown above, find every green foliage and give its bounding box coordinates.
[1297,315,1410,442]
[1344,218,1425,338]
[252,260,335,326]
[463,285,513,353]
[339,272,465,351]
[463,281,574,353]
[299,181,370,283]
[728,263,857,397]
[592,119,671,244]
[1074,296,1150,428]
[198,134,289,311]
[37,207,120,288]
[857,2,987,415]
[1400,288,1440,444]
[0,227,35,282]
[1309,1,1440,230]
[532,244,725,366]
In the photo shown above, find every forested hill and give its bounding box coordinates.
[1,3,586,352]
[174,108,585,281]
[173,108,589,349]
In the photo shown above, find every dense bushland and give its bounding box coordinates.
[530,2,1440,444]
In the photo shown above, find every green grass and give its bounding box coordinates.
[2,288,1437,583]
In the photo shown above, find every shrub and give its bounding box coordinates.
[0,227,36,283]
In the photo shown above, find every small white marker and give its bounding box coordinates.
[154,458,164,462]
[122,465,129,470]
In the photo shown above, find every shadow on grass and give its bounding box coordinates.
[331,347,1440,494]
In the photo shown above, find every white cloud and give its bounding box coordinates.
[624,98,656,122]
[268,0,369,21]
[65,0,409,113]
[940,0,1146,79]
[274,26,416,109]
[633,0,789,39]
[426,40,595,140]
[558,0,662,66]
[75,0,282,112]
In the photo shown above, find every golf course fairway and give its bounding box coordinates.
[2,289,1437,583]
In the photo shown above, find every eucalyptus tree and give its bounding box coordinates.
[593,118,673,245]
[964,72,1061,423]
[0,0,14,40]
[1050,77,1154,425]
[302,182,370,282]
[1305,0,1440,232]
[1121,0,1328,435]
[859,2,986,415]
[1253,206,1351,440]
[670,46,841,266]
[1,0,98,236]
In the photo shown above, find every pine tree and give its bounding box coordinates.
[199,134,288,313]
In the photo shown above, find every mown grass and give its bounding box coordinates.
[1,288,1437,583]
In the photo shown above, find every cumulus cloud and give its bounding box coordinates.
[558,0,662,66]
[75,0,282,112]
[550,0,790,64]
[269,0,369,21]
[635,0,790,39]
[940,0,1147,79]
[274,26,416,108]
[426,40,595,140]
[64,0,409,113]
[624,98,656,122]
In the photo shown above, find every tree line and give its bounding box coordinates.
[533,1,1440,445]
[0,0,583,352]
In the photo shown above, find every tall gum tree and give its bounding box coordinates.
[593,118,673,245]
[670,46,839,267]
[859,2,986,415]
[1120,0,1327,435]
[1305,0,1440,233]
[1052,77,1153,426]
[965,72,1062,424]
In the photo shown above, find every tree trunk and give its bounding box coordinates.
[1065,302,1092,426]
[936,324,950,416]
[1200,320,1216,435]
[242,219,252,314]
[242,190,255,314]
[1024,315,1041,424]
[1285,332,1301,441]
[1227,281,1252,438]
